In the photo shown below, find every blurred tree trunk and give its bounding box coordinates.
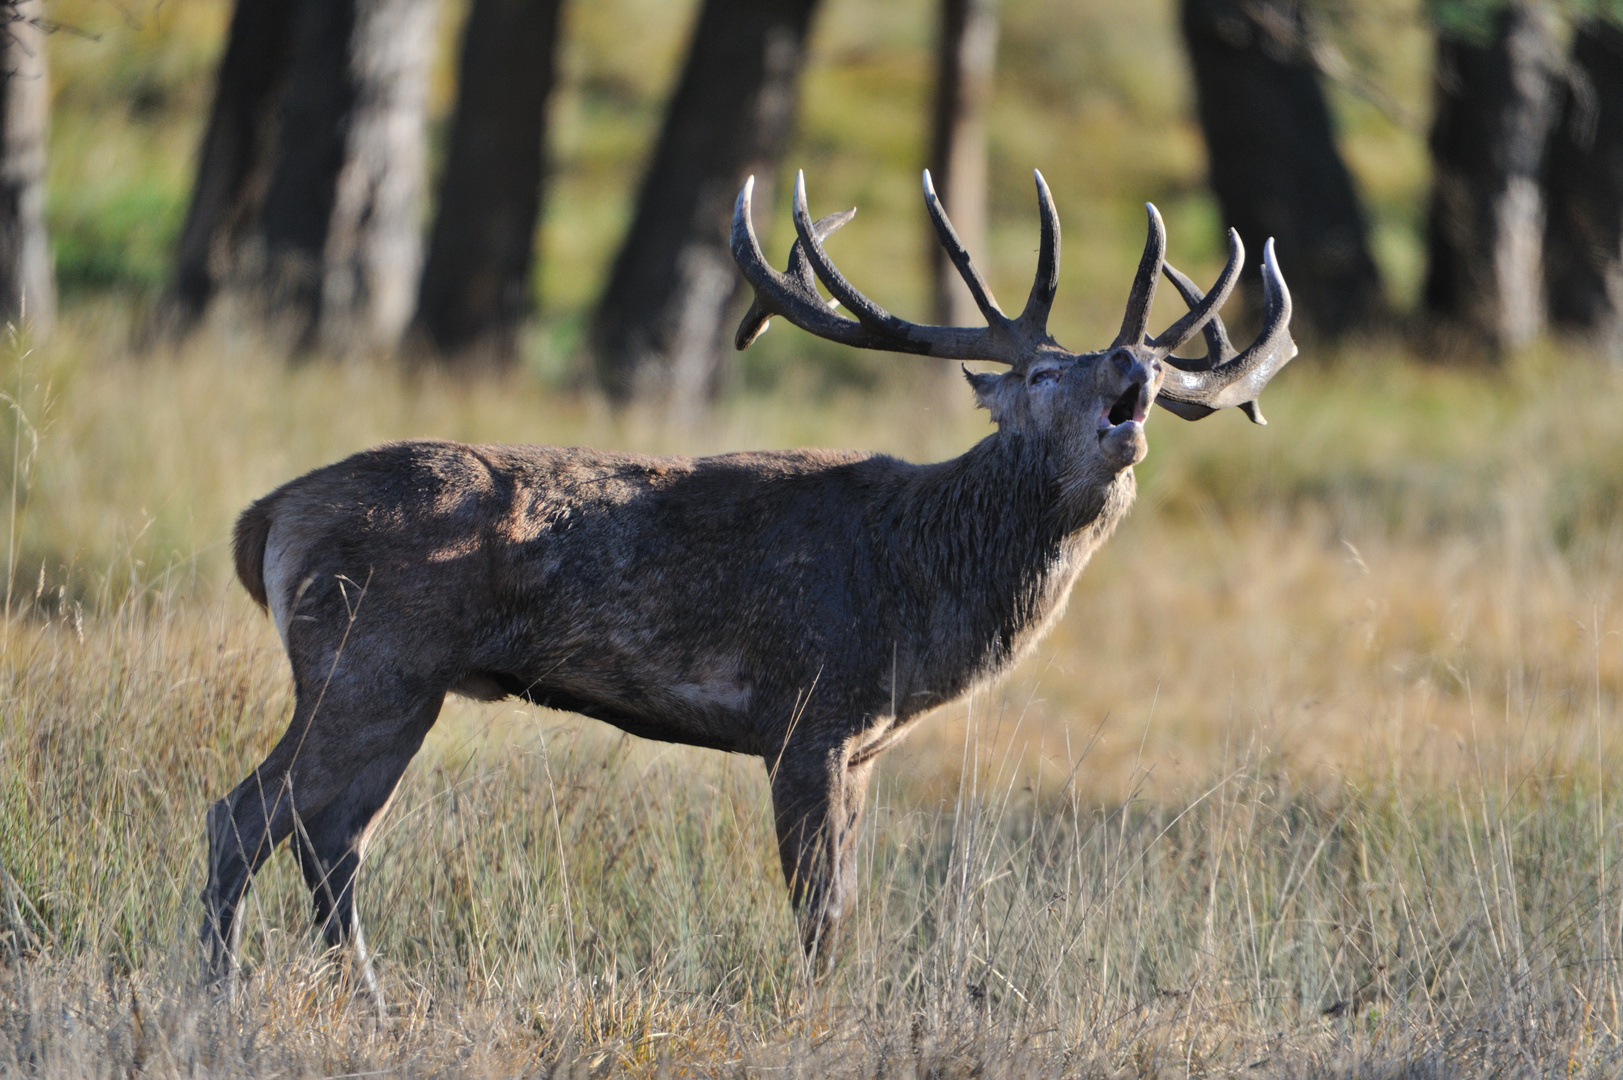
[413,0,567,365]
[1422,1,1560,352]
[1180,0,1381,338]
[250,0,356,344]
[929,0,997,328]
[0,0,55,337]
[253,0,436,352]
[159,0,300,338]
[1542,18,1623,357]
[589,0,821,411]
[316,0,437,352]
[166,0,435,352]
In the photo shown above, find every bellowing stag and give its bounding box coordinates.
[203,170,1294,996]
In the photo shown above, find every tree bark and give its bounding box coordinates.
[1180,0,1381,338]
[317,0,437,352]
[158,0,300,337]
[929,0,997,328]
[0,0,54,337]
[174,0,434,352]
[589,0,821,409]
[1542,18,1623,357]
[413,0,566,364]
[1422,1,1560,351]
[249,0,355,344]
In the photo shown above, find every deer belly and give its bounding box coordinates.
[460,659,755,754]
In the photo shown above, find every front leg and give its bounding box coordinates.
[766,744,874,972]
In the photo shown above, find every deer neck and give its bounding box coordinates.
[881,432,1136,703]
[904,429,1134,561]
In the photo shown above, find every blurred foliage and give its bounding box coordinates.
[1424,0,1622,39]
[1424,0,1516,38]
[38,0,1440,383]
[44,0,223,296]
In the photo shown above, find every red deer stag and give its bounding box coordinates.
[204,170,1294,997]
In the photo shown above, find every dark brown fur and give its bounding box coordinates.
[201,352,1149,993]
[202,175,1294,998]
[231,502,273,610]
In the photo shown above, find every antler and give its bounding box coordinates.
[731,171,1294,421]
[731,170,1057,364]
[1155,239,1295,425]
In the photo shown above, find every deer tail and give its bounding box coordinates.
[232,498,274,610]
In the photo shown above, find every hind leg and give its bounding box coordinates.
[290,701,438,1010]
[201,666,445,990]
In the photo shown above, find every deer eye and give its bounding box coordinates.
[1029,368,1060,388]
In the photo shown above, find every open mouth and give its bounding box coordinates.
[1099,383,1151,433]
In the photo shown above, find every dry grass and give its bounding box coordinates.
[2,321,1623,1076]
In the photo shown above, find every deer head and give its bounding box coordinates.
[731,170,1296,478]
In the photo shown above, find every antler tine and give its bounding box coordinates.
[1154,238,1296,424]
[1148,228,1242,355]
[786,172,1016,362]
[1153,262,1234,422]
[1015,169,1061,335]
[1161,261,1237,366]
[791,172,898,331]
[1111,203,1166,348]
[731,176,871,351]
[734,173,856,348]
[1162,261,1266,422]
[735,203,856,347]
[1250,240,1294,358]
[921,170,1009,328]
[732,173,1009,362]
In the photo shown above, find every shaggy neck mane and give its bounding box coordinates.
[875,430,1136,692]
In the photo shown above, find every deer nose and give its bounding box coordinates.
[1110,349,1158,387]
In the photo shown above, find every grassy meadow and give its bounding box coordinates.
[3,320,1623,1077]
[3,0,1623,1075]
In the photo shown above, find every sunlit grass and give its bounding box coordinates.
[2,316,1622,1073]
[4,588,1622,1075]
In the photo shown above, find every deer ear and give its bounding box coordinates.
[962,366,1014,418]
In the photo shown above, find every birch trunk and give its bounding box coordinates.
[0,0,54,337]
[318,0,437,353]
